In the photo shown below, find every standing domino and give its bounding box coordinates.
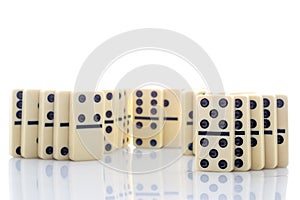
[163,89,182,148]
[276,95,288,167]
[69,92,104,161]
[53,91,70,160]
[263,95,278,168]
[249,95,265,170]
[195,95,235,172]
[38,91,55,159]
[21,90,40,158]
[181,91,194,155]
[132,89,164,148]
[10,89,23,157]
[233,95,251,171]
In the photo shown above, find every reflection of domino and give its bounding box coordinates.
[194,172,234,199]
[181,156,194,200]
[250,171,264,200]
[21,159,39,200]
[38,160,54,200]
[275,168,288,200]
[9,159,23,200]
[53,161,70,200]
[162,157,183,199]
[232,172,251,200]
[69,161,105,199]
[263,169,277,200]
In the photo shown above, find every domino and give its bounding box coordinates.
[194,172,234,199]
[115,89,126,148]
[10,89,23,157]
[181,91,194,155]
[38,91,55,159]
[123,89,133,147]
[276,95,288,167]
[21,90,40,158]
[69,91,105,161]
[195,94,235,172]
[263,95,278,168]
[132,89,164,148]
[232,95,251,171]
[103,90,119,153]
[53,91,70,160]
[163,89,182,148]
[248,95,265,170]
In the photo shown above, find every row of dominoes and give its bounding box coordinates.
[10,89,288,171]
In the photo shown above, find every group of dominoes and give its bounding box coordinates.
[10,89,288,172]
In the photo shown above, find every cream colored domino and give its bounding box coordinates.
[181,91,194,155]
[21,89,40,158]
[103,90,119,153]
[10,89,23,157]
[276,95,288,167]
[233,95,251,171]
[132,89,164,148]
[115,89,125,148]
[262,95,278,168]
[69,92,104,161]
[195,95,235,172]
[124,89,133,147]
[249,95,265,170]
[163,89,182,148]
[38,90,55,159]
[53,91,70,160]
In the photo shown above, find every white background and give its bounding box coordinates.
[0,1,299,199]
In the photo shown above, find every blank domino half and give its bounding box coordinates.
[195,95,235,172]
[69,92,104,161]
[21,90,40,158]
[38,91,55,159]
[263,95,278,168]
[10,89,23,157]
[233,95,251,171]
[249,95,265,170]
[276,95,288,167]
[53,91,70,160]
[132,89,164,148]
[181,91,194,155]
[163,89,182,148]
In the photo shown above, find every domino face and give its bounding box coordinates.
[181,91,194,155]
[132,89,164,148]
[53,91,70,160]
[233,95,251,171]
[163,89,182,148]
[276,95,288,167]
[69,92,104,161]
[21,90,40,158]
[10,89,23,157]
[103,90,119,153]
[249,95,265,170]
[195,95,235,172]
[124,89,133,147]
[263,95,278,168]
[38,91,55,159]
